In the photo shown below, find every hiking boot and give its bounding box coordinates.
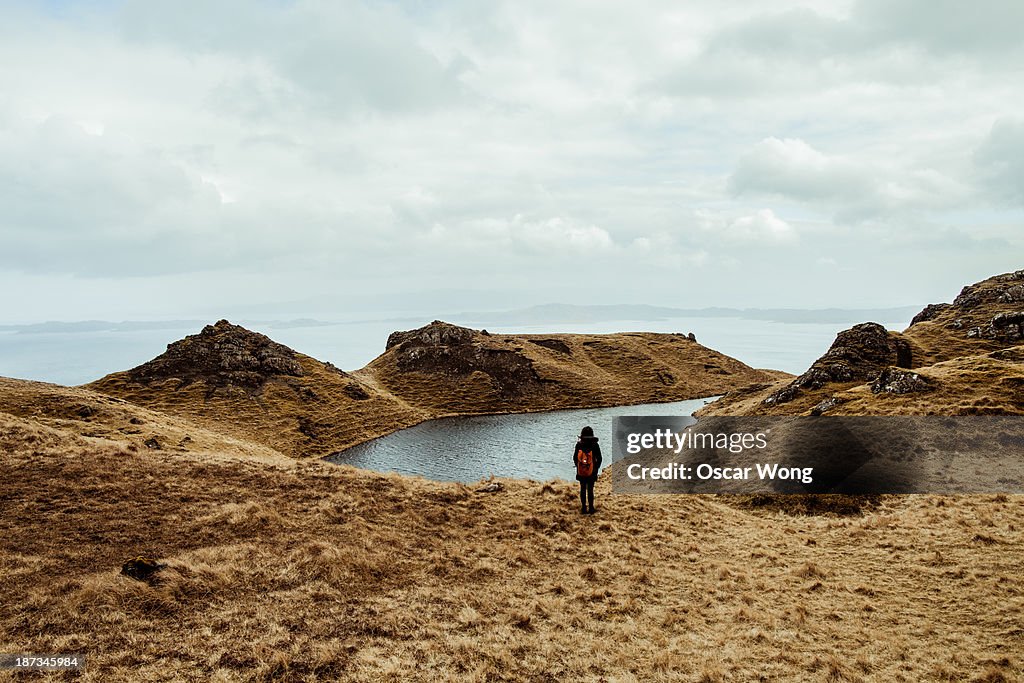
[581,506,588,514]
[588,507,596,514]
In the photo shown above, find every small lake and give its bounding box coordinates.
[324,397,715,483]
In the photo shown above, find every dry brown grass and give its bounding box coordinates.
[2,412,1021,682]
[0,377,287,465]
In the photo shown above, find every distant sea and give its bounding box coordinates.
[0,314,914,387]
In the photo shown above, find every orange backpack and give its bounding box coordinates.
[576,447,594,478]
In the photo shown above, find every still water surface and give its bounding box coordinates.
[325,397,713,483]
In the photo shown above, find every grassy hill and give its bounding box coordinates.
[87,319,779,458]
[700,270,1024,418]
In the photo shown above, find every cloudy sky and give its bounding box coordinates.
[1,0,1022,322]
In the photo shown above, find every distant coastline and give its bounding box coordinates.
[0,303,919,334]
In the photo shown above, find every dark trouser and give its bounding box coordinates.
[579,480,595,511]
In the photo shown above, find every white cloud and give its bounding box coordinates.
[728,209,798,244]
[696,208,798,244]
[729,137,973,222]
[517,216,614,252]
[420,214,613,255]
[730,137,869,203]
[975,118,1024,204]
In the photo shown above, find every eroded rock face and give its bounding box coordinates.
[963,311,1024,342]
[911,269,1024,327]
[764,323,911,405]
[528,338,572,355]
[386,321,474,350]
[809,396,845,416]
[127,320,305,389]
[1000,285,1024,304]
[871,367,933,394]
[911,303,951,325]
[385,321,542,397]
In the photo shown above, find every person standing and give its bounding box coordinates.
[573,426,602,514]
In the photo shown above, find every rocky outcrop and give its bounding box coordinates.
[764,323,911,405]
[384,321,542,398]
[528,338,572,355]
[126,319,306,389]
[386,321,474,350]
[870,367,933,394]
[910,303,951,325]
[947,271,1024,310]
[988,311,1024,340]
[999,284,1024,303]
[964,311,1024,342]
[809,396,846,416]
[910,269,1024,332]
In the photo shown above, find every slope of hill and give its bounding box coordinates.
[86,320,428,459]
[701,270,1024,417]
[1,413,1020,682]
[87,319,780,457]
[0,376,285,464]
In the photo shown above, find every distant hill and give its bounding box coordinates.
[700,269,1024,417]
[452,303,920,326]
[0,304,918,335]
[83,319,781,457]
[0,318,340,334]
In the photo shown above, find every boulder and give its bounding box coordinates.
[991,311,1024,328]
[870,367,933,394]
[120,556,166,582]
[809,396,843,416]
[1000,285,1024,303]
[343,382,371,400]
[528,338,572,355]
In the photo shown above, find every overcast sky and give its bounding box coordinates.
[1,0,1022,322]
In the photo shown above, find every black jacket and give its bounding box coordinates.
[572,436,602,482]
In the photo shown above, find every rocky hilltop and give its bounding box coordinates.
[381,321,545,401]
[128,320,307,389]
[84,319,779,457]
[701,269,1024,417]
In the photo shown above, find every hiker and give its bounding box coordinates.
[573,426,602,514]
